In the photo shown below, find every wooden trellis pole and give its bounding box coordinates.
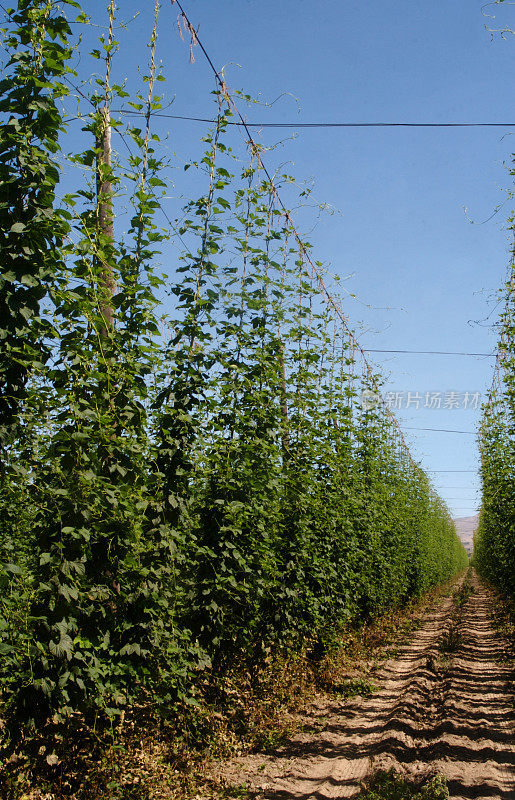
[96,107,115,336]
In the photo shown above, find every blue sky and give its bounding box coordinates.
[42,0,515,515]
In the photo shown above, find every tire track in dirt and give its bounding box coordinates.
[220,571,515,799]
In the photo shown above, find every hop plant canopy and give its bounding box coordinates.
[0,0,468,738]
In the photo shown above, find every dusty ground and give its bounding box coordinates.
[220,571,515,799]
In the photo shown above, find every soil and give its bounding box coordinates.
[219,570,515,799]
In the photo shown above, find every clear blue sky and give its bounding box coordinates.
[61,1,515,515]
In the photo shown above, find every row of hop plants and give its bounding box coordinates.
[0,0,467,746]
[473,255,515,595]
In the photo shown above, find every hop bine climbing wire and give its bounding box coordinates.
[168,0,464,494]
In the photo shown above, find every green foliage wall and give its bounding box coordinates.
[0,0,467,737]
[474,263,515,595]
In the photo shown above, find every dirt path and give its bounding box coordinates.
[221,571,515,799]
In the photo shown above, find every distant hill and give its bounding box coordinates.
[453,514,479,556]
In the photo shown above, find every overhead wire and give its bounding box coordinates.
[363,348,493,357]
[111,110,515,129]
[434,487,480,490]
[404,427,476,434]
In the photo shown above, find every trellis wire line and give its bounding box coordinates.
[364,349,494,357]
[64,109,515,136]
[0,2,510,130]
[109,111,515,128]
[404,427,476,434]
